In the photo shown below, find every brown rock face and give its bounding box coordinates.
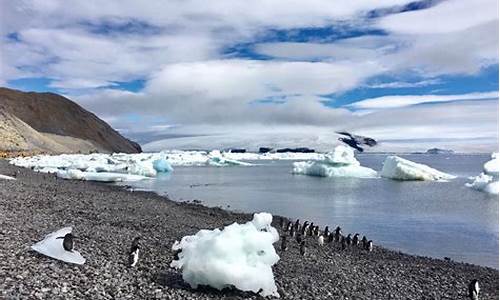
[0,87,141,154]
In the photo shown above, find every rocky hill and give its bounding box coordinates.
[0,87,141,155]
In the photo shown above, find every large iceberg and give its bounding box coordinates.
[170,213,280,297]
[292,145,377,178]
[466,153,499,195]
[31,227,85,265]
[381,156,456,181]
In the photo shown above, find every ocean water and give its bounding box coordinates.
[122,153,498,268]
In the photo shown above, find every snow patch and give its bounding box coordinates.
[170,213,280,297]
[380,156,456,181]
[31,227,85,265]
[0,174,16,180]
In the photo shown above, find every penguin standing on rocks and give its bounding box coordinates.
[299,241,307,256]
[366,240,373,252]
[128,237,140,267]
[286,222,293,232]
[313,226,320,237]
[307,222,314,236]
[280,236,288,251]
[280,217,286,230]
[296,233,303,244]
[56,233,75,252]
[345,234,352,246]
[341,236,347,250]
[352,234,359,246]
[294,219,301,232]
[361,236,368,248]
[468,279,480,300]
[318,235,324,246]
[289,227,296,238]
[327,232,334,243]
[334,226,342,242]
[323,226,329,237]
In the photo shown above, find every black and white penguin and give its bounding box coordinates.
[323,226,329,237]
[313,226,320,237]
[285,221,292,232]
[128,237,140,267]
[367,240,373,252]
[318,235,324,246]
[468,279,480,300]
[279,217,286,230]
[307,222,314,236]
[56,233,75,252]
[341,236,347,250]
[301,221,309,236]
[289,227,296,238]
[361,236,368,248]
[352,233,359,246]
[345,234,352,246]
[299,241,307,256]
[334,226,342,242]
[280,236,288,251]
[296,233,303,244]
[294,219,301,232]
[327,232,334,243]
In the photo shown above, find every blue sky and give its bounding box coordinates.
[1,0,498,151]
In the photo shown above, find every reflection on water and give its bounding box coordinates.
[122,154,498,268]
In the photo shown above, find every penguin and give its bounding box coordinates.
[56,233,75,252]
[289,227,296,238]
[296,232,303,244]
[280,236,288,251]
[334,226,342,242]
[128,237,140,267]
[468,279,479,300]
[294,219,300,232]
[299,241,307,256]
[313,226,320,237]
[323,226,329,237]
[367,240,373,252]
[301,221,309,236]
[286,222,293,232]
[307,222,314,236]
[341,236,347,250]
[318,235,324,246]
[327,232,334,243]
[345,234,352,246]
[279,217,286,230]
[361,236,368,248]
[352,233,359,246]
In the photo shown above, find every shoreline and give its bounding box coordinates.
[0,159,498,299]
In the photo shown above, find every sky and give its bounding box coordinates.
[1,0,498,152]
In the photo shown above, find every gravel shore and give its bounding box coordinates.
[0,160,498,299]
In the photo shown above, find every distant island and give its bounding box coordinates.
[0,87,141,156]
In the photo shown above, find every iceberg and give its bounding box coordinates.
[153,158,174,173]
[207,150,253,167]
[31,227,85,265]
[292,145,377,178]
[170,213,280,297]
[381,156,456,181]
[466,153,499,195]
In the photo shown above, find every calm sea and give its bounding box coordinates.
[121,153,498,268]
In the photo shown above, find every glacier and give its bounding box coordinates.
[466,153,499,195]
[380,156,456,181]
[170,213,280,297]
[292,145,377,178]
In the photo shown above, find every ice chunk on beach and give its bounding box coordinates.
[381,156,456,181]
[0,174,16,180]
[31,227,85,265]
[292,145,377,178]
[466,153,499,195]
[170,213,280,297]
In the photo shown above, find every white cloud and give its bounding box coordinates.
[349,91,499,110]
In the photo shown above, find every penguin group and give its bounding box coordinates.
[278,217,374,256]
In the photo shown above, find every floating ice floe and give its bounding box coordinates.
[466,153,499,195]
[31,227,85,265]
[0,174,16,180]
[292,145,377,178]
[380,156,456,181]
[207,150,253,167]
[170,213,280,297]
